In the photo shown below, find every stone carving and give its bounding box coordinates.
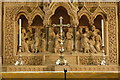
[66,28,73,52]
[48,28,55,53]
[80,27,90,53]
[55,33,61,53]
[76,30,80,51]
[34,29,41,53]
[41,32,46,52]
[21,27,47,53]
[89,36,97,53]
[3,3,118,66]
[21,28,30,53]
[91,26,101,52]
[76,26,102,53]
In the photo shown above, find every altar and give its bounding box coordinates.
[0,1,120,80]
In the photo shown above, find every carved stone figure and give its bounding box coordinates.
[91,25,102,52]
[48,28,55,53]
[80,27,90,53]
[34,29,41,53]
[66,28,73,52]
[55,33,61,53]
[76,30,80,51]
[89,36,97,53]
[41,32,46,52]
[21,28,30,53]
[95,34,102,52]
[26,28,35,53]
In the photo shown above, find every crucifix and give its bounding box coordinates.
[53,16,70,53]
[53,16,70,66]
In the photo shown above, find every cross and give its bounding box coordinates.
[53,16,70,37]
[53,16,70,53]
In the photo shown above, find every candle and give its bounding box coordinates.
[19,19,22,46]
[101,19,104,46]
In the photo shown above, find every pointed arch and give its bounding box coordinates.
[31,6,44,21]
[43,2,78,26]
[14,6,30,21]
[93,6,107,21]
[78,6,92,22]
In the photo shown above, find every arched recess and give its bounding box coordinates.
[43,2,78,26]
[79,15,91,27]
[93,6,107,21]
[78,6,91,23]
[31,6,44,23]
[31,15,44,34]
[78,15,91,32]
[93,14,108,55]
[14,6,30,21]
[14,14,29,54]
[31,15,43,26]
[50,6,70,34]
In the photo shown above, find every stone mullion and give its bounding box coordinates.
[46,26,49,51]
[73,26,77,51]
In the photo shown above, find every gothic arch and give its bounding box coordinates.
[93,12,107,21]
[14,6,30,21]
[31,6,44,21]
[93,6,107,21]
[78,12,91,22]
[43,2,78,26]
[78,6,92,24]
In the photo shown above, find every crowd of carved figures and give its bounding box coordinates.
[20,25,102,53]
[76,25,102,53]
[21,27,46,53]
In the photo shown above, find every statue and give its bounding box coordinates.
[91,25,102,52]
[66,28,73,52]
[89,36,97,53]
[41,32,46,52]
[48,28,55,53]
[76,30,80,52]
[34,29,41,53]
[55,33,61,53]
[25,27,34,53]
[21,28,30,53]
[80,27,90,53]
[95,34,102,52]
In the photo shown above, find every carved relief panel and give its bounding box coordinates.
[3,2,118,65]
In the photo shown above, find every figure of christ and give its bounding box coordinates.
[48,28,55,53]
[66,28,73,52]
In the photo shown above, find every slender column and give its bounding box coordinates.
[73,26,76,51]
[46,26,49,51]
[118,1,120,66]
[0,2,2,79]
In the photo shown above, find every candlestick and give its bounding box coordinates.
[19,19,22,46]
[101,19,104,46]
